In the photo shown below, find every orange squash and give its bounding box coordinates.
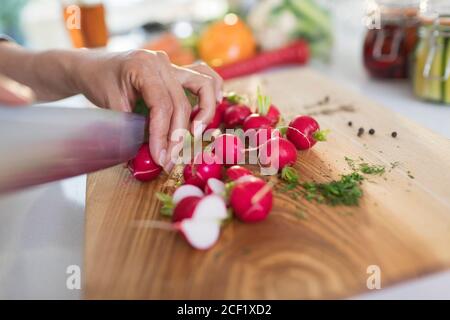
[198,14,257,67]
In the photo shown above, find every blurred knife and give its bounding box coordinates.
[0,106,146,194]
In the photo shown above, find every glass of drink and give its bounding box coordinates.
[62,0,109,48]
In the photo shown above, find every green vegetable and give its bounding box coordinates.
[345,157,385,176]
[133,98,149,117]
[302,172,364,206]
[256,86,271,115]
[156,192,174,217]
[358,163,385,175]
[281,166,299,185]
[444,38,450,104]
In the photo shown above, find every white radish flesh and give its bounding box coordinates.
[205,178,226,196]
[179,220,221,250]
[173,185,204,205]
[193,194,228,221]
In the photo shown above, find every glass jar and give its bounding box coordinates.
[413,0,450,104]
[363,0,420,78]
[61,0,109,48]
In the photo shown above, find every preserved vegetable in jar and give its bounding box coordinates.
[413,0,450,104]
[363,0,420,78]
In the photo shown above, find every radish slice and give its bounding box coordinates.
[173,185,204,205]
[193,194,227,221]
[205,178,226,196]
[179,220,221,250]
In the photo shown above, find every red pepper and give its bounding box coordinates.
[214,41,310,80]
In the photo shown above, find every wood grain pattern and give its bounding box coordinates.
[84,68,450,299]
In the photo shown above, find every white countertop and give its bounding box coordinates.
[1,0,450,300]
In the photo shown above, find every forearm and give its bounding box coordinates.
[0,42,82,102]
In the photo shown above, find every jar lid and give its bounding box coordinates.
[420,0,450,26]
[369,0,420,20]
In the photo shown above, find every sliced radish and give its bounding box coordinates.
[172,185,204,205]
[204,178,226,196]
[193,194,228,221]
[226,165,252,181]
[178,219,221,250]
[172,194,227,223]
[172,196,202,223]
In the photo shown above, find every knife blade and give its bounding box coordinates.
[0,106,146,194]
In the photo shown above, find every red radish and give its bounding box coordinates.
[217,92,245,114]
[190,105,222,130]
[258,137,297,171]
[226,165,252,181]
[254,87,281,126]
[261,127,281,142]
[230,176,273,223]
[286,115,329,150]
[136,219,221,250]
[172,194,227,223]
[243,115,282,147]
[265,105,281,126]
[212,134,245,165]
[223,105,252,128]
[178,219,221,250]
[172,185,204,205]
[205,178,226,196]
[128,144,162,182]
[172,196,202,223]
[183,152,223,188]
[243,114,272,132]
[214,41,309,80]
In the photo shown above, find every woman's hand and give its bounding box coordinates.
[0,42,223,171]
[74,50,223,170]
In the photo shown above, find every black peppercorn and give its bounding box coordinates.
[348,121,353,127]
[369,129,375,135]
[357,127,364,137]
[391,131,398,138]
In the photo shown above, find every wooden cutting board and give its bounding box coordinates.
[84,68,450,299]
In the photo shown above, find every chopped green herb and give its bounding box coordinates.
[281,167,299,185]
[156,192,174,217]
[345,156,357,171]
[301,172,364,206]
[345,157,385,176]
[359,163,385,175]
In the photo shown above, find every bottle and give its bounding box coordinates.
[62,0,109,48]
[363,0,420,78]
[413,0,450,104]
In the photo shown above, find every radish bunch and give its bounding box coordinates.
[129,89,329,251]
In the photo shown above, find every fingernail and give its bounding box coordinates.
[194,123,204,139]
[158,149,167,167]
[216,91,223,103]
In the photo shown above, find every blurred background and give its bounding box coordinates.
[2,0,449,112]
